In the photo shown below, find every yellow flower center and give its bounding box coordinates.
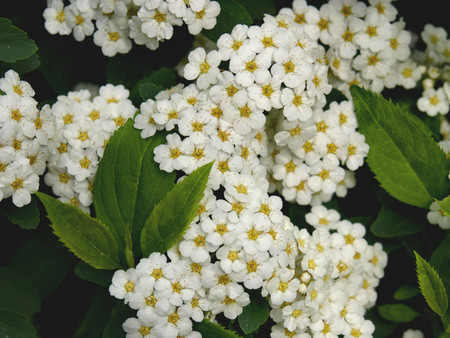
[109,32,120,42]
[11,178,23,190]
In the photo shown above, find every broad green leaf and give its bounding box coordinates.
[36,192,121,270]
[125,223,135,268]
[93,120,176,259]
[234,0,276,20]
[350,86,450,209]
[7,234,73,299]
[73,288,116,338]
[415,251,448,317]
[377,303,419,323]
[102,301,135,338]
[0,53,40,75]
[0,195,40,229]
[0,309,37,338]
[238,290,269,334]
[430,234,450,289]
[147,67,176,88]
[193,319,241,338]
[74,261,114,288]
[130,67,176,103]
[141,161,214,256]
[393,285,420,301]
[0,18,37,63]
[202,0,253,42]
[365,307,399,338]
[139,82,165,101]
[0,267,40,316]
[370,205,427,238]
[436,195,450,217]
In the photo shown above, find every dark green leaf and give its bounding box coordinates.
[0,267,40,316]
[0,18,37,62]
[234,0,276,20]
[102,301,135,338]
[393,285,420,301]
[350,85,450,209]
[74,261,114,288]
[7,234,73,299]
[139,82,165,101]
[365,307,399,338]
[202,0,253,42]
[415,251,448,317]
[0,195,40,229]
[0,53,40,75]
[436,195,450,217]
[125,223,135,268]
[73,288,116,338]
[370,205,427,238]
[377,303,419,323]
[36,192,121,270]
[93,120,176,259]
[141,161,214,256]
[430,234,450,289]
[0,309,37,338]
[238,290,269,334]
[193,319,241,338]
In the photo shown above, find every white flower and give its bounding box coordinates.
[134,99,164,139]
[282,300,312,331]
[229,46,272,87]
[166,0,205,17]
[184,48,221,90]
[305,205,340,230]
[222,96,266,136]
[122,316,162,338]
[248,77,283,111]
[66,147,98,182]
[209,283,250,319]
[280,86,315,122]
[65,4,95,41]
[109,268,140,304]
[353,12,392,53]
[266,267,300,305]
[417,88,449,116]
[43,0,72,35]
[402,329,425,338]
[179,223,218,263]
[183,0,221,36]
[0,70,35,97]
[397,61,422,89]
[367,0,398,22]
[154,133,192,172]
[271,46,313,88]
[154,94,188,130]
[217,24,249,61]
[93,20,132,57]
[274,119,316,150]
[247,22,290,58]
[427,201,450,229]
[0,162,39,207]
[138,2,182,41]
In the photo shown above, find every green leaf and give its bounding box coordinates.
[139,82,165,101]
[193,319,241,338]
[370,205,427,238]
[350,85,450,209]
[377,303,420,323]
[0,267,40,316]
[36,192,121,270]
[102,301,135,338]
[93,120,176,259]
[365,307,399,338]
[430,234,450,289]
[74,261,114,288]
[130,67,176,102]
[238,290,269,334]
[140,161,214,256]
[0,18,37,63]
[436,195,450,217]
[7,234,73,299]
[234,0,276,20]
[415,251,448,317]
[0,53,40,75]
[0,309,37,338]
[0,195,40,229]
[73,288,116,338]
[393,285,420,301]
[125,223,135,268]
[202,0,253,42]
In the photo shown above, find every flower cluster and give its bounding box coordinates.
[0,70,55,207]
[43,0,220,57]
[412,24,450,117]
[108,6,387,338]
[44,84,137,212]
[279,0,414,94]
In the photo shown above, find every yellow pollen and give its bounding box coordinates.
[11,109,22,121]
[292,309,302,318]
[341,5,352,16]
[196,204,206,216]
[277,19,288,28]
[56,11,65,22]
[187,97,197,106]
[35,117,42,129]
[322,323,331,334]
[29,155,37,165]
[376,3,385,14]
[310,289,318,299]
[348,145,357,156]
[366,26,377,37]
[262,36,274,47]
[0,163,7,172]
[115,116,125,126]
[370,255,379,265]
[295,13,305,24]
[316,121,327,132]
[70,197,80,206]
[139,326,151,336]
[337,262,348,272]
[172,282,183,293]
[124,281,135,292]
[151,268,163,280]
[368,55,379,66]
[332,58,341,69]
[316,244,324,252]
[89,110,100,121]
[313,76,321,87]
[75,15,84,25]
[12,139,22,151]
[191,297,199,307]
[247,260,258,273]
[232,201,243,214]
[228,251,239,261]
[239,106,252,118]
[13,85,23,96]
[192,147,204,159]
[255,132,263,142]
[429,96,439,105]
[145,295,157,307]
[319,169,330,180]
[107,97,118,104]
[318,18,329,31]
[285,329,296,337]
[217,129,229,141]
[339,113,347,124]
[289,126,301,136]
[216,223,228,235]
[345,234,355,244]
[308,260,316,270]
[211,107,222,118]
[284,61,295,73]
[259,204,271,215]
[303,141,313,152]
[402,68,412,78]
[343,30,354,42]
[168,312,179,324]
[63,114,73,124]
[223,296,236,305]
[170,148,181,159]
[80,157,91,169]
[218,275,231,285]
[247,227,260,240]
[218,160,229,173]
[11,178,23,190]
[292,95,303,106]
[57,143,68,154]
[194,235,205,247]
[278,282,289,292]
[200,61,210,74]
[341,307,347,317]
[245,60,258,72]
[390,38,399,50]
[191,121,203,132]
[354,252,361,260]
[241,147,250,159]
[351,328,362,337]
[78,131,89,142]
[362,280,370,289]
[285,161,296,172]
[190,263,202,273]
[232,40,243,51]
[327,143,338,154]
[262,85,274,97]
[319,217,329,225]
[58,173,70,184]
[109,32,120,42]
[196,9,206,19]
[295,181,305,191]
[154,11,166,23]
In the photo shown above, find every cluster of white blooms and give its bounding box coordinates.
[43,0,220,57]
[44,84,137,212]
[110,204,387,337]
[411,24,450,117]
[278,0,414,95]
[108,7,387,337]
[0,70,56,207]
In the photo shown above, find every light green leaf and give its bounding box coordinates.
[0,309,37,338]
[0,18,37,63]
[0,267,40,316]
[140,161,213,256]
[0,195,40,229]
[415,251,448,317]
[202,0,253,42]
[193,319,241,338]
[238,290,269,334]
[74,262,114,288]
[430,234,450,289]
[350,86,450,209]
[7,234,73,300]
[436,195,450,217]
[377,303,419,323]
[393,285,420,301]
[93,120,176,259]
[234,0,276,20]
[36,192,121,270]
